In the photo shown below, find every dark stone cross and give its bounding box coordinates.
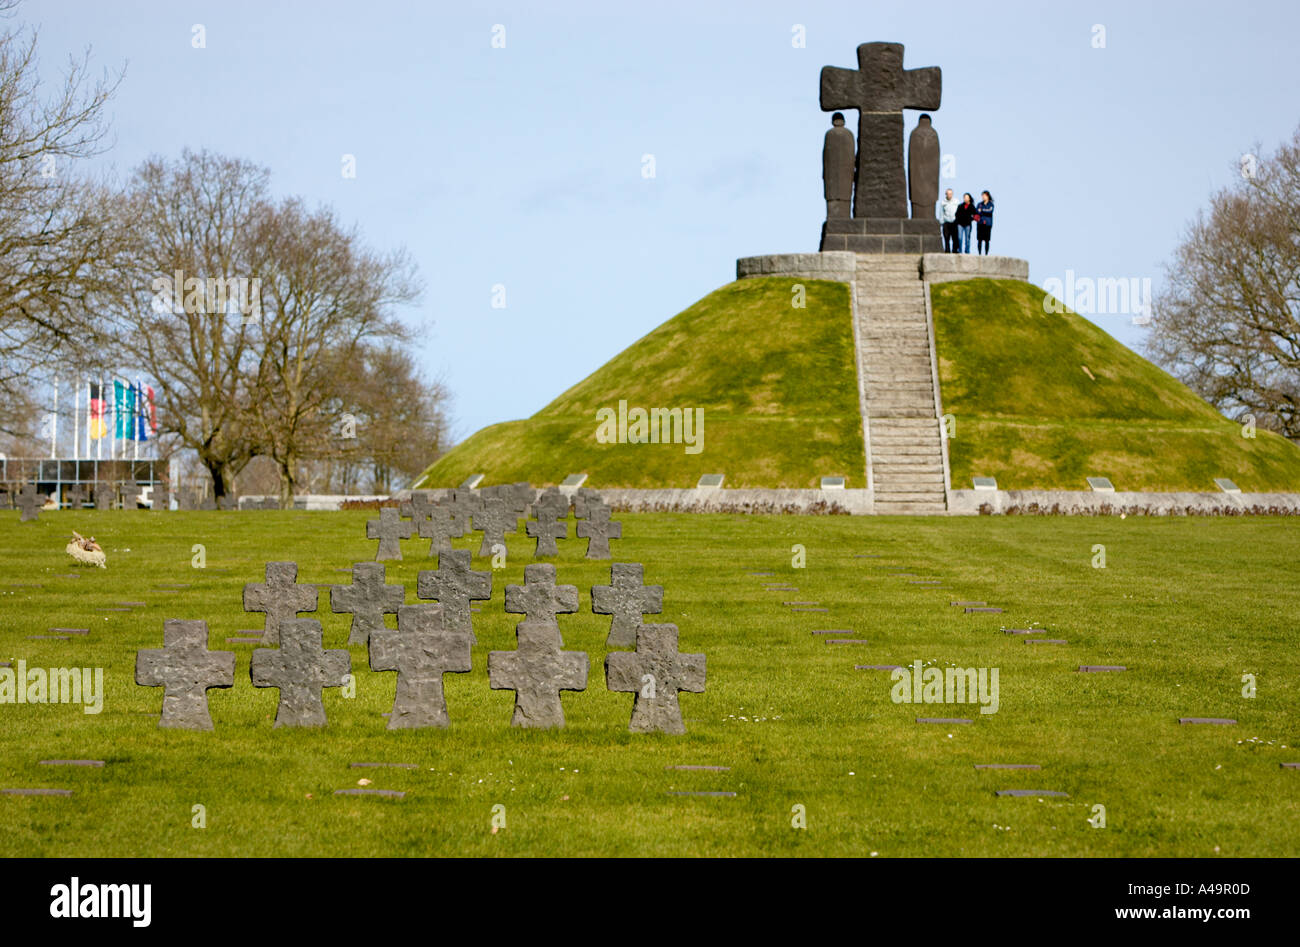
[592,563,664,648]
[415,503,459,557]
[16,483,43,522]
[576,501,622,559]
[66,485,86,510]
[605,623,706,735]
[572,488,603,520]
[134,619,236,730]
[504,564,579,640]
[120,482,143,509]
[367,507,412,561]
[471,497,519,557]
[415,549,491,644]
[488,621,588,729]
[445,489,483,536]
[369,604,472,729]
[250,618,351,728]
[820,42,941,218]
[526,497,568,557]
[243,561,318,646]
[94,482,114,510]
[330,562,404,646]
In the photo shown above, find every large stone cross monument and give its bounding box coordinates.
[819,42,943,253]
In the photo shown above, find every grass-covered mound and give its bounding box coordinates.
[416,278,863,489]
[931,279,1300,492]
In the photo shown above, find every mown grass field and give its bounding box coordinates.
[1,509,1297,857]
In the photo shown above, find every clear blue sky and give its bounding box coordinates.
[28,0,1300,444]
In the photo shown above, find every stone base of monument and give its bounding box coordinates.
[819,217,942,253]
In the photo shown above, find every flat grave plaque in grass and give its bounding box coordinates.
[1003,628,1044,635]
[2,788,72,796]
[974,764,1040,770]
[1281,763,1300,769]
[952,601,985,607]
[27,635,69,640]
[784,601,819,606]
[747,571,775,576]
[995,789,1068,798]
[667,791,735,798]
[792,607,829,613]
[349,762,418,769]
[917,718,972,724]
[812,629,853,635]
[226,638,264,645]
[49,628,88,635]
[666,765,730,772]
[334,788,406,799]
[856,664,903,670]
[825,639,869,645]
[966,607,1003,614]
[1179,717,1236,725]
[1078,665,1127,672]
[1026,639,1067,644]
[39,760,104,767]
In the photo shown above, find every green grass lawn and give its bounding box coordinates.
[2,509,1297,857]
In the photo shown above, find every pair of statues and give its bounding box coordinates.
[819,42,941,221]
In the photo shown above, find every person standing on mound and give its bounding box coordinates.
[955,192,974,253]
[975,190,994,255]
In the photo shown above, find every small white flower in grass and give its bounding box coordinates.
[848,772,855,776]
[357,778,372,786]
[870,851,878,857]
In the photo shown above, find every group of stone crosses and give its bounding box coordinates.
[9,481,145,520]
[135,487,704,736]
[367,484,622,561]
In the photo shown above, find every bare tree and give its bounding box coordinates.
[1148,128,1300,439]
[99,150,269,498]
[247,199,421,504]
[0,0,122,434]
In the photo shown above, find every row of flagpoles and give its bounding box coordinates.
[48,377,159,460]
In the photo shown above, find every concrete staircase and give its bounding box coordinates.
[854,255,948,514]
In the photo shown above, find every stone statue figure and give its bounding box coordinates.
[822,112,855,219]
[907,113,939,219]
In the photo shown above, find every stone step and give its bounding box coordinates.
[875,466,946,477]
[868,408,937,418]
[873,502,948,514]
[873,491,948,503]
[871,418,941,428]
[872,447,944,458]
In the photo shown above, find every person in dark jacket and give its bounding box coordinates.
[955,193,974,253]
[975,190,994,255]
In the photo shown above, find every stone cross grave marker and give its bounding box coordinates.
[369,604,472,729]
[66,485,86,509]
[526,492,569,557]
[489,620,588,728]
[577,501,622,559]
[250,618,351,728]
[135,619,236,730]
[415,549,491,644]
[367,506,412,561]
[415,503,459,557]
[471,496,519,557]
[16,483,43,522]
[120,482,143,508]
[446,488,483,536]
[505,564,579,641]
[572,487,603,520]
[592,563,664,648]
[820,42,941,218]
[605,623,705,735]
[95,483,114,510]
[243,561,318,646]
[331,562,404,646]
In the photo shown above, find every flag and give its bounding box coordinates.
[113,380,129,440]
[134,378,148,441]
[146,385,158,434]
[88,382,106,440]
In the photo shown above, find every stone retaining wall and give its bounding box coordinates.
[949,489,1300,516]
[921,253,1029,283]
